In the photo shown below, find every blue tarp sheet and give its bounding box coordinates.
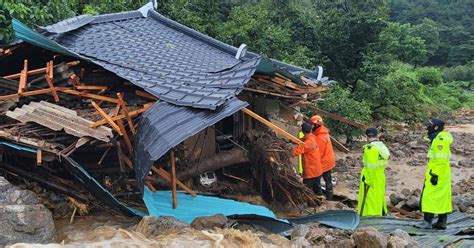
[143,188,286,224]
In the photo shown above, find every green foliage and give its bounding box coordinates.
[0,1,12,44]
[390,0,474,66]
[416,67,443,86]
[355,62,427,122]
[442,61,474,90]
[316,86,372,139]
[423,83,474,112]
[376,22,427,65]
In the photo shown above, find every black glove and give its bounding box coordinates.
[430,173,438,186]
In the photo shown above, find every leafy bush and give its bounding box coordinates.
[423,83,474,112]
[416,67,443,86]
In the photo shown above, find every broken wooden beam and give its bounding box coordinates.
[150,166,197,196]
[176,148,249,182]
[145,181,157,192]
[75,85,108,91]
[170,150,177,209]
[330,136,350,153]
[307,106,369,130]
[3,61,80,80]
[243,87,304,99]
[241,107,304,145]
[58,88,120,103]
[117,93,136,135]
[36,149,42,166]
[91,101,123,135]
[17,60,28,94]
[135,90,158,101]
[44,74,60,102]
[90,104,152,128]
[117,120,132,154]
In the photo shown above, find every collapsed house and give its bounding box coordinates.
[0,3,343,219]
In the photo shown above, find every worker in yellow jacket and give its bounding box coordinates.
[357,128,390,216]
[415,118,453,230]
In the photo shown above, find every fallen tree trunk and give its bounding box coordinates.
[177,148,249,182]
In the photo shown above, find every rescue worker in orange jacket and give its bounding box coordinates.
[292,122,323,194]
[310,115,336,200]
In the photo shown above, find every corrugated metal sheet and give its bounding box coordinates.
[6,101,113,142]
[133,98,248,191]
[359,212,474,247]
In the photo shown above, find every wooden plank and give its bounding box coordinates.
[135,90,158,100]
[3,61,80,80]
[48,61,53,79]
[0,88,58,101]
[330,136,350,153]
[306,106,369,130]
[91,101,123,135]
[241,108,304,145]
[145,181,157,192]
[117,93,136,135]
[58,88,119,103]
[44,75,60,102]
[120,152,134,170]
[151,166,197,196]
[75,85,108,91]
[117,120,132,154]
[170,150,177,209]
[90,104,151,128]
[243,87,304,99]
[18,60,28,94]
[36,149,42,166]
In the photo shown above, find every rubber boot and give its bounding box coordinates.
[432,214,447,230]
[414,213,433,229]
[325,190,333,201]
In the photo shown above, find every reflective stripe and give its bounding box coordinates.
[427,153,451,159]
[366,161,388,169]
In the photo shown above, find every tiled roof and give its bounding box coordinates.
[133,98,248,192]
[40,8,260,110]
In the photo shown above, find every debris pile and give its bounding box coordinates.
[244,130,324,210]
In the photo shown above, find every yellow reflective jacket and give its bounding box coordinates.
[421,131,453,214]
[357,141,389,216]
[298,131,304,174]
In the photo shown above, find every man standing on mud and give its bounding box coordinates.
[357,128,390,216]
[310,115,336,200]
[415,118,453,230]
[292,122,323,194]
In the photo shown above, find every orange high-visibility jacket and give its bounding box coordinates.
[313,126,336,172]
[292,133,323,179]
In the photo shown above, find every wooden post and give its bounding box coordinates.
[3,61,80,80]
[170,150,177,209]
[18,60,28,94]
[36,149,42,166]
[91,101,123,135]
[241,107,304,145]
[117,93,136,135]
[117,120,132,154]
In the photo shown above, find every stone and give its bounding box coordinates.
[305,227,326,241]
[191,214,229,230]
[292,236,311,248]
[388,229,419,248]
[352,227,387,248]
[401,188,411,197]
[412,189,421,197]
[291,224,310,239]
[135,216,189,237]
[0,176,56,246]
[332,238,355,248]
[405,195,420,211]
[0,205,56,246]
[390,192,406,205]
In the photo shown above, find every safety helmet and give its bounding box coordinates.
[310,115,323,125]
